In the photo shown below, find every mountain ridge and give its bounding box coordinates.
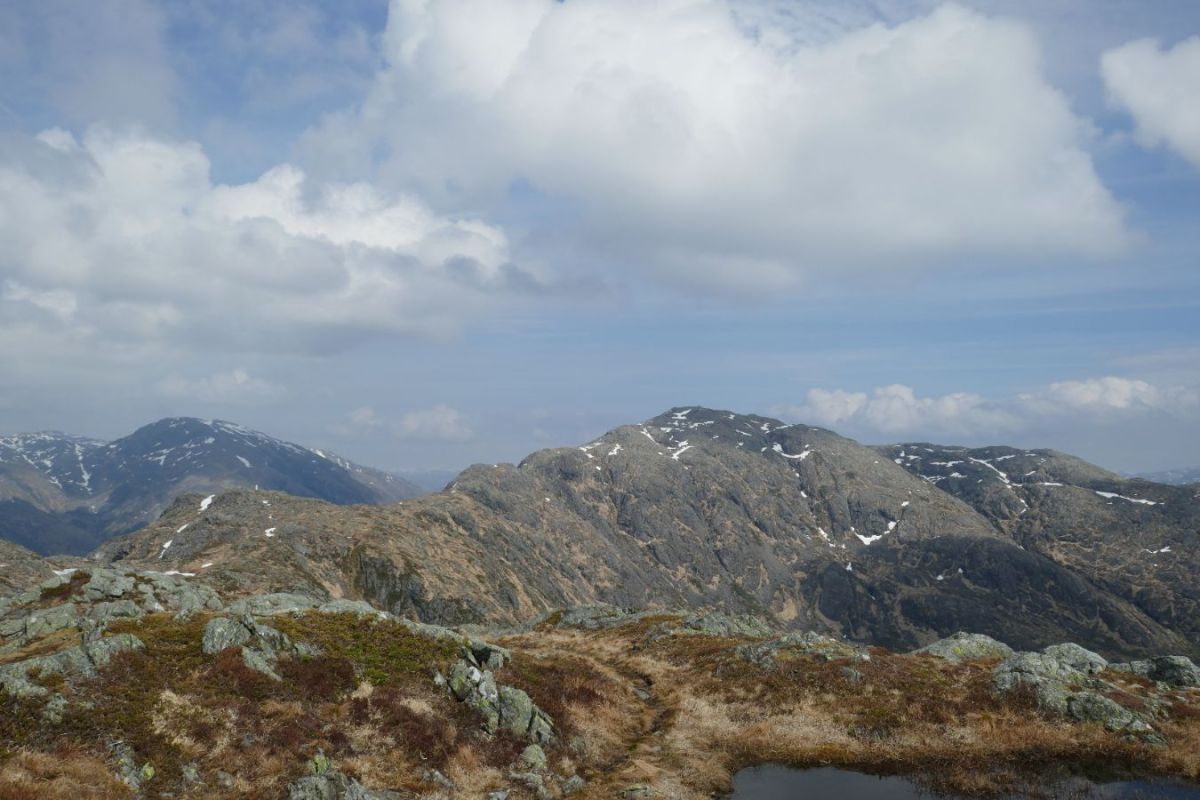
[89,406,1200,660]
[0,417,422,556]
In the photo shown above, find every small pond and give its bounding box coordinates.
[728,765,1200,799]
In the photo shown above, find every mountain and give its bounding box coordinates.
[95,407,1199,659]
[1134,466,1200,485]
[0,418,422,556]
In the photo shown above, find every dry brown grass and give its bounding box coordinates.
[0,748,131,800]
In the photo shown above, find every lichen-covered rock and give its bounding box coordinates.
[82,570,136,602]
[675,612,776,639]
[736,630,868,668]
[85,633,144,667]
[519,744,547,771]
[1066,691,1138,731]
[228,593,319,617]
[1148,656,1200,687]
[466,639,511,670]
[202,617,252,654]
[993,652,1085,713]
[240,646,282,680]
[1043,643,1108,675]
[287,771,401,800]
[317,599,386,618]
[915,632,1014,663]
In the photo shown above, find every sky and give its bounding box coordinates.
[1,0,1198,474]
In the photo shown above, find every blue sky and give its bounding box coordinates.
[1,0,1198,474]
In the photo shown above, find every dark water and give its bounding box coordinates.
[728,766,1200,799]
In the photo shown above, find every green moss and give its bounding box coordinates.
[272,612,458,687]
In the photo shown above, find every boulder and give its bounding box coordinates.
[1066,691,1139,731]
[993,652,1085,713]
[676,612,775,639]
[228,593,318,617]
[519,744,547,771]
[82,570,136,602]
[1148,656,1200,687]
[1043,643,1108,675]
[202,618,252,655]
[915,632,1014,663]
[240,646,282,681]
[737,631,868,668]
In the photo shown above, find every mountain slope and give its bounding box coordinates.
[0,418,422,556]
[878,442,1200,649]
[96,408,1199,658]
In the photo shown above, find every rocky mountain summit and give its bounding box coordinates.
[0,418,421,556]
[0,566,1197,799]
[91,407,1198,660]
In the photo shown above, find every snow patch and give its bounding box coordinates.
[199,495,215,511]
[1095,491,1158,506]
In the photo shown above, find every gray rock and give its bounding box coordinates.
[317,599,386,618]
[498,685,536,738]
[288,773,350,800]
[240,646,282,681]
[1043,643,1108,675]
[1066,691,1138,731]
[82,570,135,602]
[228,593,319,617]
[84,633,144,667]
[1148,655,1200,687]
[676,611,775,639]
[519,743,547,771]
[467,638,512,670]
[737,630,868,668]
[993,651,1085,714]
[202,617,252,654]
[23,603,79,640]
[561,775,586,795]
[915,632,1014,663]
[618,785,659,798]
[487,792,511,800]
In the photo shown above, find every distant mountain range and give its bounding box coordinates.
[1133,466,1200,485]
[88,407,1199,660]
[0,418,421,555]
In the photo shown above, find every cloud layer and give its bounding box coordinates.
[307,0,1128,288]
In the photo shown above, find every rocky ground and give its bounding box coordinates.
[1,569,1198,799]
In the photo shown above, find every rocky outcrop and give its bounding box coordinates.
[988,641,1194,740]
[915,632,1014,663]
[440,637,555,745]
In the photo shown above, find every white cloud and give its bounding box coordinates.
[777,376,1199,439]
[305,0,1128,289]
[157,369,284,402]
[395,405,473,442]
[1102,36,1200,169]
[1022,376,1199,415]
[0,126,522,361]
[776,384,1018,437]
[339,403,474,442]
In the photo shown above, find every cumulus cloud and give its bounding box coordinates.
[305,0,1128,289]
[776,384,1019,437]
[341,404,474,442]
[0,126,523,361]
[1022,377,1199,416]
[157,369,284,402]
[777,376,1199,439]
[1102,36,1200,169]
[395,404,474,442]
